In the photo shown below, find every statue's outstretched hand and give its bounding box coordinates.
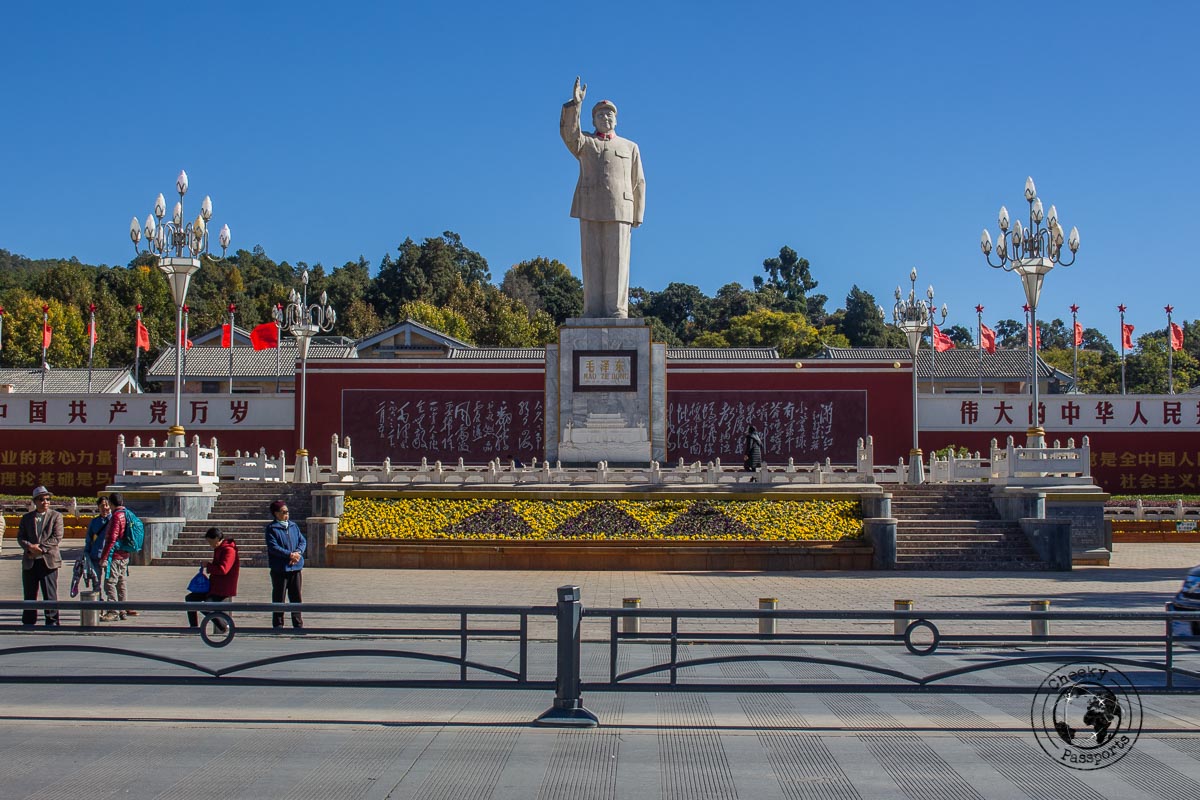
[573,76,587,105]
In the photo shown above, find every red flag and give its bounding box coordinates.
[221,323,232,348]
[1170,322,1184,352]
[1121,323,1135,350]
[979,324,996,354]
[932,324,955,352]
[135,320,150,352]
[1026,323,1041,348]
[250,322,280,351]
[180,329,193,350]
[87,321,97,345]
[42,321,52,349]
[1073,321,1083,347]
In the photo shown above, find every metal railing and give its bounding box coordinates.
[2,589,1198,728]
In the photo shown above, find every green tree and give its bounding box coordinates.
[754,246,827,322]
[641,282,706,343]
[838,285,891,347]
[942,324,974,348]
[724,308,847,358]
[370,232,490,320]
[500,257,582,324]
[0,292,87,368]
[1125,331,1200,393]
[397,300,474,344]
[994,319,1025,349]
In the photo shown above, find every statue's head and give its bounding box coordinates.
[592,100,617,134]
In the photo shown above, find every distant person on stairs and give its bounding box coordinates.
[265,499,305,629]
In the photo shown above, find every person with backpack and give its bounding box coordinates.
[83,495,111,588]
[185,527,239,630]
[97,492,144,621]
[264,499,305,629]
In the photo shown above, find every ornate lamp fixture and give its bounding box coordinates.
[128,170,231,446]
[279,269,337,482]
[980,177,1079,446]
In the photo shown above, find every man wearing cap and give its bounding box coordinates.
[17,487,64,626]
[560,76,646,319]
[264,499,306,629]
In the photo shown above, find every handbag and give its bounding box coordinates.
[187,568,211,594]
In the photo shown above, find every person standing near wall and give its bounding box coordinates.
[97,492,138,621]
[265,499,305,630]
[18,486,63,626]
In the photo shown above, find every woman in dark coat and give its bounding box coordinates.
[743,425,763,479]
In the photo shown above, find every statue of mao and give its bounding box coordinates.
[560,77,646,319]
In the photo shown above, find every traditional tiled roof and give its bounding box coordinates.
[147,343,357,379]
[667,347,779,360]
[819,346,1058,380]
[356,318,474,352]
[447,348,545,360]
[0,368,138,394]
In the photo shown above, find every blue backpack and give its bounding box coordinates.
[116,508,145,554]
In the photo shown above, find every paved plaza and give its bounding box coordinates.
[1,543,1199,798]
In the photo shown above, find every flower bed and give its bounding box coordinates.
[339,497,862,541]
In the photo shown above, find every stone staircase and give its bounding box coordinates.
[890,484,1048,571]
[155,483,313,567]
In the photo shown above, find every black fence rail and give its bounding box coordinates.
[583,605,1200,698]
[2,587,1199,727]
[0,598,554,690]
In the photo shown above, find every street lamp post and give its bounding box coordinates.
[981,177,1079,448]
[129,170,231,447]
[280,269,337,483]
[891,268,939,484]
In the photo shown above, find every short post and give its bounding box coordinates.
[758,598,778,636]
[621,597,641,634]
[894,599,913,637]
[80,590,98,627]
[1031,599,1050,639]
[535,585,598,727]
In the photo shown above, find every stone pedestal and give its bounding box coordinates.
[545,318,665,466]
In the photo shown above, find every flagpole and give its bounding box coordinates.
[133,304,143,391]
[40,304,49,393]
[1070,304,1079,393]
[1118,304,1127,395]
[227,303,236,394]
[1166,304,1175,395]
[0,306,6,368]
[87,303,96,393]
[976,305,984,394]
[273,303,283,394]
[182,305,190,392]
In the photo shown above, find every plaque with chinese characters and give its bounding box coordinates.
[572,350,637,392]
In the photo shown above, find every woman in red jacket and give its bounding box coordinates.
[185,527,240,629]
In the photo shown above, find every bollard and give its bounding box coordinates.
[622,597,641,634]
[759,598,778,636]
[894,600,913,637]
[1031,600,1050,639]
[79,591,98,627]
[535,585,598,727]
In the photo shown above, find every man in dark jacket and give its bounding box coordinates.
[743,425,764,482]
[18,486,64,626]
[264,499,306,629]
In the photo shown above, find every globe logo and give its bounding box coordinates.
[1032,661,1142,770]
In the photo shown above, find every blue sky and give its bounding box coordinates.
[2,2,1197,342]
